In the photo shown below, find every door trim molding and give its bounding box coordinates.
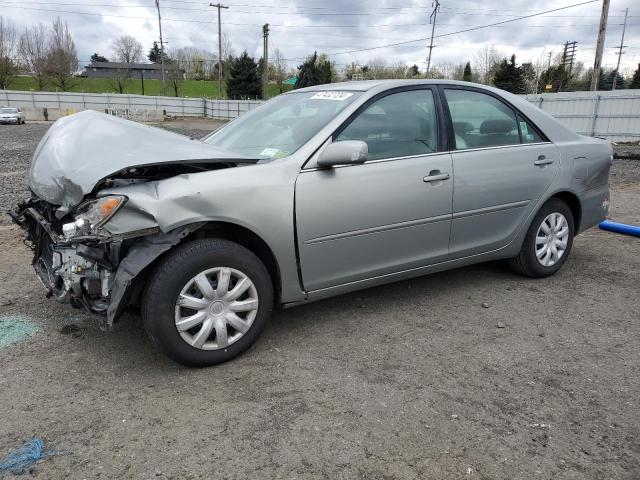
[304,213,451,245]
[452,199,530,219]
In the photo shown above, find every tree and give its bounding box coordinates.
[474,45,502,84]
[90,52,108,63]
[367,56,387,79]
[272,48,287,93]
[171,46,215,80]
[538,65,570,93]
[109,65,131,94]
[295,52,332,88]
[226,51,261,99]
[493,54,526,94]
[630,64,640,89]
[408,64,420,77]
[598,69,625,91]
[19,23,49,90]
[165,59,183,96]
[0,16,19,90]
[148,41,163,63]
[462,62,472,82]
[112,35,142,64]
[46,17,78,91]
[389,61,408,79]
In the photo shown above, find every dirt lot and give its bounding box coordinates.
[0,120,639,479]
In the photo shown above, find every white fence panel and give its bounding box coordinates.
[524,89,640,142]
[3,88,640,141]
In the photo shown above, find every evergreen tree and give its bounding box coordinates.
[630,64,640,89]
[538,65,570,93]
[408,64,420,77]
[493,54,526,93]
[90,53,108,63]
[462,62,472,82]
[148,41,163,63]
[226,51,261,99]
[598,69,625,90]
[295,52,333,88]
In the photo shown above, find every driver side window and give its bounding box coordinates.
[337,89,438,161]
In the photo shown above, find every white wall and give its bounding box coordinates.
[3,89,640,142]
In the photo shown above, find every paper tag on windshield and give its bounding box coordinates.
[259,147,280,157]
[310,91,353,101]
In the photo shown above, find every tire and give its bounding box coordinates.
[509,198,575,278]
[142,238,273,367]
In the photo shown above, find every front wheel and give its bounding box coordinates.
[509,198,575,278]
[142,238,273,366]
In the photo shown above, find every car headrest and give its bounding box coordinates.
[479,118,516,134]
[453,121,474,134]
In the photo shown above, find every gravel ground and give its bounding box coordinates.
[0,121,639,479]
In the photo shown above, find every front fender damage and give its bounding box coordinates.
[10,199,204,330]
[106,222,204,328]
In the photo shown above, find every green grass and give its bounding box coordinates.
[7,76,292,98]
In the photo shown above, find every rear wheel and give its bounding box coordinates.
[509,198,574,278]
[142,238,273,366]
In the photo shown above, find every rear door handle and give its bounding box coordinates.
[423,171,450,183]
[534,155,554,166]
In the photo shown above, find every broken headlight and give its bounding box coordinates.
[62,195,126,238]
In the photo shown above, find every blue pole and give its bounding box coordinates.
[599,220,640,237]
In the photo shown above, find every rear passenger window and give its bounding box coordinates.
[337,89,438,161]
[444,89,519,150]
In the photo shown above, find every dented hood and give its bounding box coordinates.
[29,110,255,208]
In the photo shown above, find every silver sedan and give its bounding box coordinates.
[0,106,26,124]
[11,80,612,366]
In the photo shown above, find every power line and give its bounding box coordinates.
[426,0,440,76]
[210,2,228,98]
[322,0,601,57]
[0,0,627,18]
[612,8,629,91]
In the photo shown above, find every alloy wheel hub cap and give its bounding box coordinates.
[174,267,259,351]
[535,212,569,267]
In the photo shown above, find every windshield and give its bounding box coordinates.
[1,108,18,114]
[203,91,361,159]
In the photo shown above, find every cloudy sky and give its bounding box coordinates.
[2,0,639,76]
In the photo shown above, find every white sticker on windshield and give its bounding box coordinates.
[259,147,280,157]
[310,91,353,101]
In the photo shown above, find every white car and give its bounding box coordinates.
[0,107,26,124]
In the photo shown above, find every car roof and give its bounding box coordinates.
[291,79,487,93]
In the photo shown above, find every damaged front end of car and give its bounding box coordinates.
[9,110,258,329]
[9,194,204,329]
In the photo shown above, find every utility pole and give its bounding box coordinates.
[547,51,552,69]
[612,7,628,91]
[262,23,269,100]
[590,0,610,91]
[560,41,577,91]
[426,0,440,78]
[155,0,166,96]
[210,3,229,98]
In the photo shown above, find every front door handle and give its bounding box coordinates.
[423,171,450,183]
[534,155,554,166]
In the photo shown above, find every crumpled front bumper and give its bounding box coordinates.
[9,199,202,329]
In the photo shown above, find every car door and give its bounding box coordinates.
[441,86,560,259]
[295,87,453,292]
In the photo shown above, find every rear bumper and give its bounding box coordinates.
[579,184,610,233]
[0,118,20,124]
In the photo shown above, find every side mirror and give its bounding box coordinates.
[316,140,368,168]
